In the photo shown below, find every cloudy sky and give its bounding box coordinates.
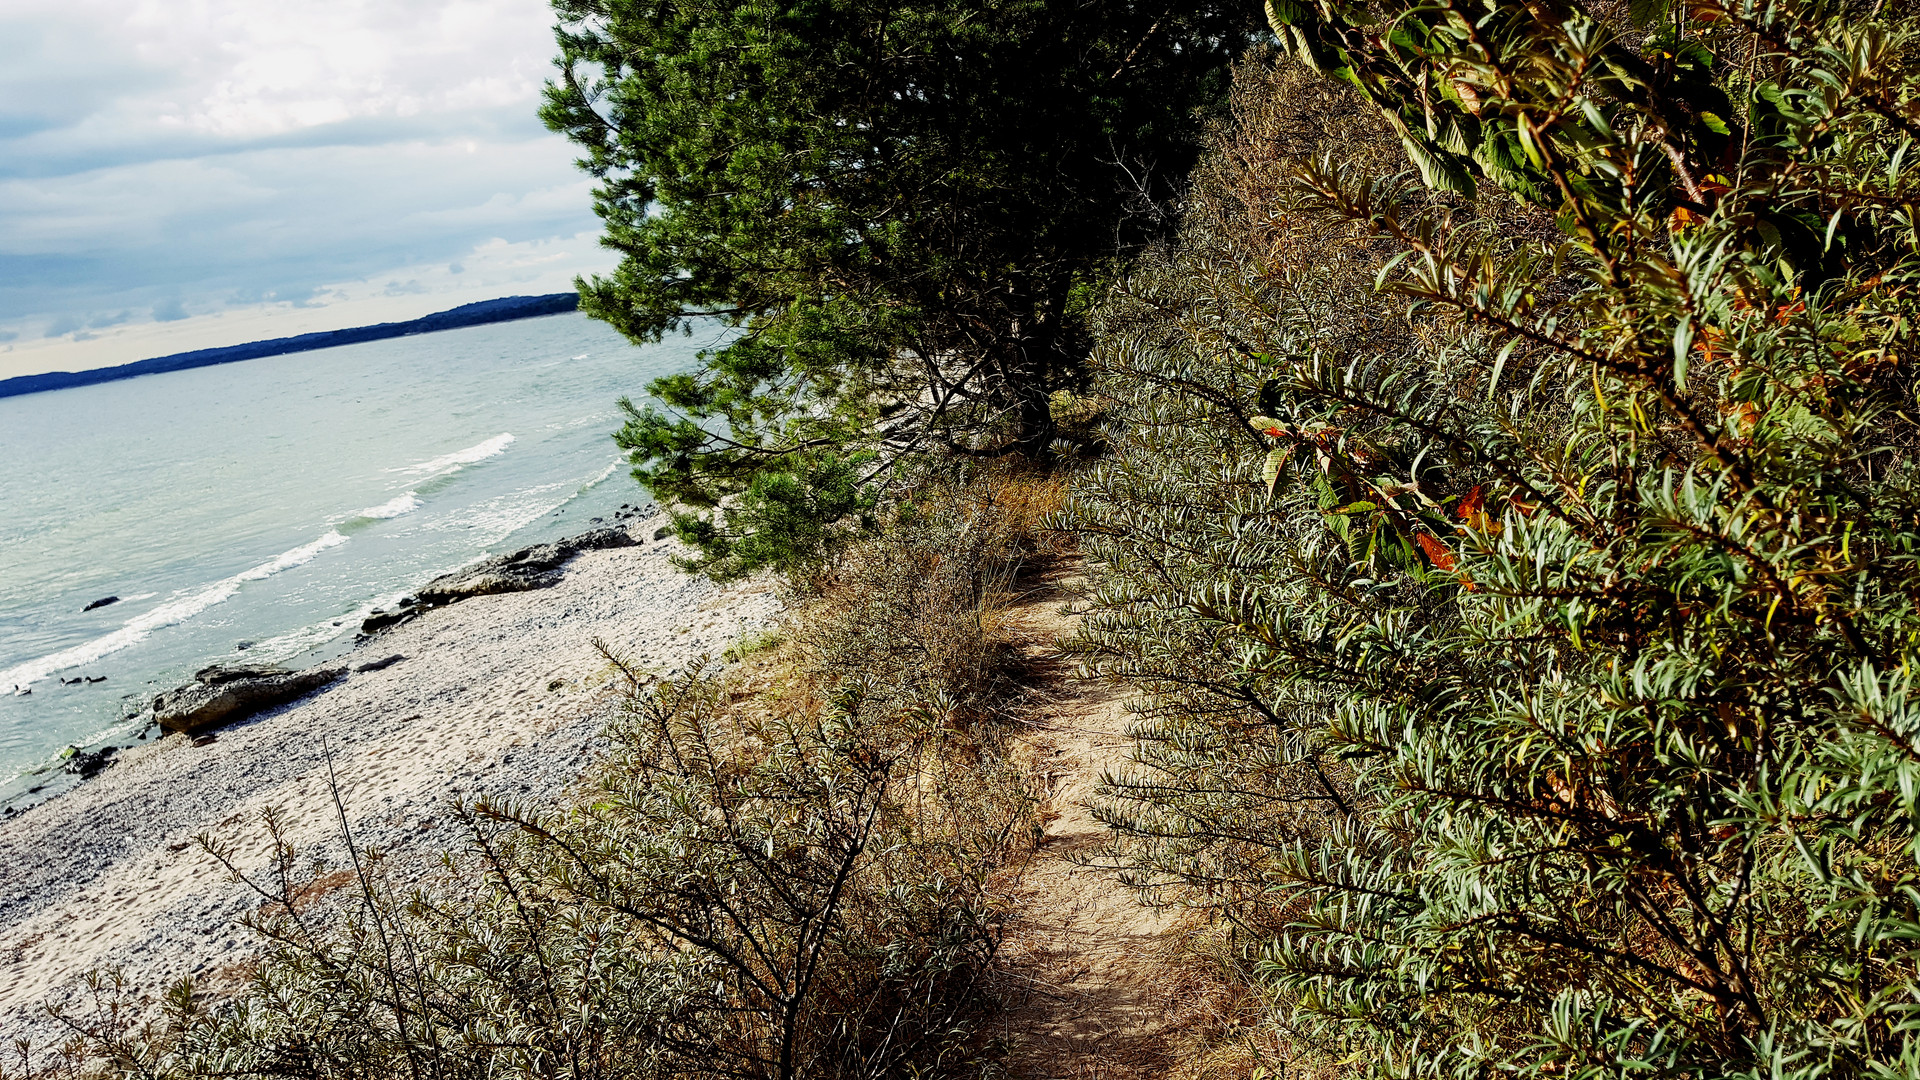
[0,0,615,379]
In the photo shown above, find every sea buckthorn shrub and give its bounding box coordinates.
[1065,2,1920,1073]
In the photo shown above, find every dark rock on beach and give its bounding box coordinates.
[62,746,116,779]
[152,664,345,735]
[355,654,406,673]
[354,527,643,639]
[360,610,419,634]
[82,596,119,612]
[410,528,635,609]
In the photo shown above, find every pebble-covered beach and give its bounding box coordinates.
[0,520,780,1051]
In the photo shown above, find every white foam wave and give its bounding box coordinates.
[0,531,349,690]
[431,458,622,548]
[394,433,514,478]
[350,492,421,521]
[432,484,571,546]
[244,589,413,666]
[580,460,620,490]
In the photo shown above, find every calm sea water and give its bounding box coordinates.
[0,312,703,802]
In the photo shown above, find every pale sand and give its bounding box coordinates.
[0,524,780,1048]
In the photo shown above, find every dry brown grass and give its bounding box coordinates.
[788,464,1073,726]
[1142,921,1359,1080]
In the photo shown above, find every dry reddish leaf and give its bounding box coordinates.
[1457,485,1499,535]
[1415,531,1457,571]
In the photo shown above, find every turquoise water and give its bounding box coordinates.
[0,312,700,799]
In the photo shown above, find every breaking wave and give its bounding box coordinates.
[393,433,515,479]
[0,531,350,691]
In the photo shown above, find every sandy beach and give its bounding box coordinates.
[0,522,780,1050]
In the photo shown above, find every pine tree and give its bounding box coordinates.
[542,0,1261,578]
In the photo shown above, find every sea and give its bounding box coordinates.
[0,311,709,807]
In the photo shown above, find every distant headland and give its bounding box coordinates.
[0,293,582,400]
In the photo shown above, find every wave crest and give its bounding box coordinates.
[341,492,421,530]
[0,531,349,690]
[394,433,515,478]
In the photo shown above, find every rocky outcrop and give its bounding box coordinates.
[353,526,640,637]
[360,607,418,634]
[152,664,345,735]
[409,528,636,609]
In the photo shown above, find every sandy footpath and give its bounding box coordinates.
[0,523,780,1048]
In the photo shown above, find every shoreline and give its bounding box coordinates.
[0,519,780,1046]
[0,507,654,816]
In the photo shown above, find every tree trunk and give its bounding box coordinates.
[1004,298,1066,459]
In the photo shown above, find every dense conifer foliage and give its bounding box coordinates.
[1066,0,1920,1071]
[540,0,1261,578]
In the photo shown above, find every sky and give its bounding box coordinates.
[0,0,617,379]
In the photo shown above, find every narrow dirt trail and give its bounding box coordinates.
[991,571,1186,1079]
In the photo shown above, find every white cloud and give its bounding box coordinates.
[0,0,612,378]
[120,0,552,138]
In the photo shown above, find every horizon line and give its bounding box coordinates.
[0,292,583,401]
